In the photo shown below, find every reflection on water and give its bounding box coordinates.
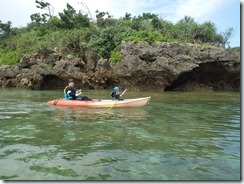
[0,89,240,180]
[51,106,149,126]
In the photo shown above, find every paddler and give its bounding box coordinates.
[111,86,123,100]
[64,79,92,101]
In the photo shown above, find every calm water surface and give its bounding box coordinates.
[0,89,240,180]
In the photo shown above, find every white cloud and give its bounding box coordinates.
[0,0,231,26]
[74,0,230,24]
[0,0,37,27]
[147,0,230,23]
[171,0,224,23]
[74,0,171,19]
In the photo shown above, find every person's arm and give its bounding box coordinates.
[70,88,76,96]
[66,86,76,96]
[65,86,70,94]
[111,91,115,98]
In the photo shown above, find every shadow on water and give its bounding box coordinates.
[50,106,150,126]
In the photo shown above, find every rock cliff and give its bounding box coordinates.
[0,41,240,91]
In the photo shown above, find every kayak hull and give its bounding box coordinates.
[47,97,151,108]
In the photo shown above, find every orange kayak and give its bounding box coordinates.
[47,97,151,108]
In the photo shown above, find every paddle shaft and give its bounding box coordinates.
[109,89,127,109]
[120,88,127,96]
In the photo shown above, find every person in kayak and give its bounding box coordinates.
[111,86,123,100]
[64,79,92,101]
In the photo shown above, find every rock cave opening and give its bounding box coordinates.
[164,62,239,91]
[41,75,66,89]
[164,72,191,91]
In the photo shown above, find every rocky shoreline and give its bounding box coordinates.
[0,41,240,91]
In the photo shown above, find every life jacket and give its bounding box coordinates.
[111,91,120,99]
[64,86,73,100]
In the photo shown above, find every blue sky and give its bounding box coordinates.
[0,0,241,47]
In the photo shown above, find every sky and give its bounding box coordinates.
[0,0,241,47]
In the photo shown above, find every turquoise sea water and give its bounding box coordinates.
[0,89,240,180]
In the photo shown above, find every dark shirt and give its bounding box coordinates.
[65,86,77,100]
[111,91,120,100]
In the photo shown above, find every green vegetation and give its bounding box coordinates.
[0,0,238,66]
[109,51,121,63]
[0,49,20,65]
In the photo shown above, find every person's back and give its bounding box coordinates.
[111,86,121,100]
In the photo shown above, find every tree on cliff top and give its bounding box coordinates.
[35,0,54,18]
[0,21,13,40]
[30,0,53,24]
[220,27,235,48]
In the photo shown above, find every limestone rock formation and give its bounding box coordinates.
[0,41,240,91]
[115,41,240,91]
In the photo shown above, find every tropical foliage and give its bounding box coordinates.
[0,0,238,66]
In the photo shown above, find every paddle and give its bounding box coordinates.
[109,88,127,110]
